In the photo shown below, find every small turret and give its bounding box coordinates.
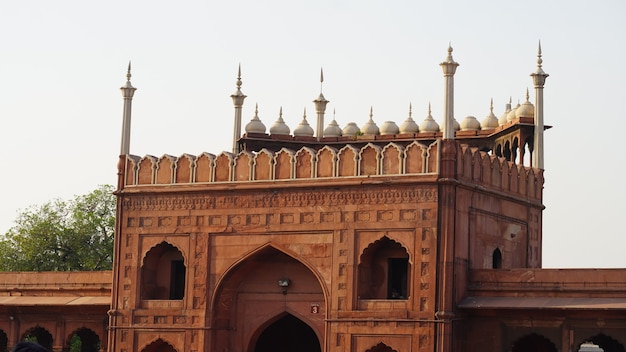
[313,68,329,141]
[440,44,459,139]
[231,64,247,153]
[530,41,549,169]
[120,62,137,155]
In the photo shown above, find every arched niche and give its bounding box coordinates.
[141,242,186,300]
[358,236,410,300]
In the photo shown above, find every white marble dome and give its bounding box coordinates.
[245,105,267,133]
[342,122,360,136]
[460,115,481,131]
[380,121,400,135]
[324,119,342,137]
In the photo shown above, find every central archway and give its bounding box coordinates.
[211,244,327,352]
[253,314,321,352]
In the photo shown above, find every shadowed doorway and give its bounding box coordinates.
[254,314,321,352]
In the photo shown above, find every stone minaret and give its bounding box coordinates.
[231,64,247,154]
[313,68,329,140]
[530,42,549,169]
[120,62,137,155]
[440,45,459,140]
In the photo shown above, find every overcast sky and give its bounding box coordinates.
[0,0,624,268]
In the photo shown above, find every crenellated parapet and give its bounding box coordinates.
[121,140,440,187]
[456,144,543,200]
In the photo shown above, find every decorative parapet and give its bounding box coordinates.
[456,144,543,200]
[121,141,440,187]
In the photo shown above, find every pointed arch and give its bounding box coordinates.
[358,236,410,300]
[511,333,557,352]
[317,145,338,177]
[140,338,178,352]
[381,143,404,175]
[141,241,186,300]
[366,342,399,352]
[66,327,100,352]
[492,248,502,269]
[21,326,53,351]
[248,312,321,352]
[210,243,328,352]
[577,333,626,352]
[211,243,329,311]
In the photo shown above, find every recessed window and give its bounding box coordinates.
[141,242,186,300]
[492,248,502,269]
[358,237,410,300]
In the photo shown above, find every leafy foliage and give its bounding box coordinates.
[0,185,116,271]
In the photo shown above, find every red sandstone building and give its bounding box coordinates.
[1,45,625,352]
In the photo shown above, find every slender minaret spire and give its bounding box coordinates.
[440,44,459,140]
[120,62,137,155]
[530,41,549,169]
[313,68,329,141]
[231,64,247,153]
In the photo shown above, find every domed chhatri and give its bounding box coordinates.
[323,109,343,137]
[499,98,512,126]
[515,88,535,118]
[293,108,315,137]
[460,115,480,131]
[419,103,440,133]
[399,103,419,134]
[269,107,290,135]
[481,98,499,130]
[360,107,380,136]
[507,102,520,122]
[245,103,267,133]
[380,121,400,135]
[342,122,360,136]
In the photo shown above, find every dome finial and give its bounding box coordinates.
[490,98,494,112]
[409,102,413,119]
[537,41,543,68]
[126,61,132,82]
[525,87,530,102]
[320,67,324,94]
[369,106,374,120]
[236,63,242,89]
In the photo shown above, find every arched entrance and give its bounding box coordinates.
[512,333,557,352]
[211,245,326,352]
[579,333,626,352]
[253,314,321,352]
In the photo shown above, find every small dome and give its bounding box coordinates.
[499,100,512,125]
[399,104,419,133]
[293,110,314,137]
[360,107,379,136]
[245,104,267,133]
[380,121,399,135]
[419,104,440,133]
[324,119,343,137]
[452,118,460,131]
[269,107,290,135]
[460,115,480,131]
[507,103,520,122]
[516,89,534,118]
[342,122,360,136]
[481,99,499,130]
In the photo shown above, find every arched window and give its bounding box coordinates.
[358,237,410,300]
[141,242,186,300]
[67,328,100,352]
[492,248,502,269]
[22,327,53,351]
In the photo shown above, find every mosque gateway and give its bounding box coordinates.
[0,45,625,352]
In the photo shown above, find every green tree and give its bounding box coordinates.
[0,185,116,271]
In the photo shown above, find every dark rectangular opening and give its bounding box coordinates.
[170,260,186,300]
[387,258,408,299]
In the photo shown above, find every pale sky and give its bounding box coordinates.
[0,0,624,268]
